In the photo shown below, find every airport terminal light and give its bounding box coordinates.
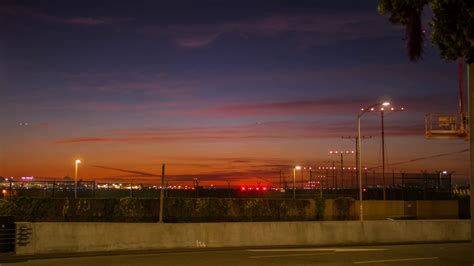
[357,101,390,221]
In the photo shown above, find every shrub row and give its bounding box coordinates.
[0,197,327,223]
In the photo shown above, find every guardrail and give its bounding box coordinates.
[0,218,32,255]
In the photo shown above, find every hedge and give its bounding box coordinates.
[0,197,326,223]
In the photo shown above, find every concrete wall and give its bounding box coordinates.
[16,220,471,256]
[324,200,455,220]
[416,200,459,219]
[363,201,405,220]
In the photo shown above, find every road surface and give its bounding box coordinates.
[1,242,471,266]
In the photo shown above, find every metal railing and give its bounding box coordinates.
[425,113,468,140]
[0,223,31,254]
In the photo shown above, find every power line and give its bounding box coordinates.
[367,149,468,169]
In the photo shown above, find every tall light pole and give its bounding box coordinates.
[159,163,165,223]
[293,166,301,199]
[467,63,474,264]
[358,101,390,221]
[74,159,81,199]
[329,150,354,189]
[366,105,404,199]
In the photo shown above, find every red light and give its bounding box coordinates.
[241,187,246,191]
[263,187,267,191]
[363,188,367,192]
[256,187,260,191]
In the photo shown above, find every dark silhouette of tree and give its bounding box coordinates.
[378,0,474,63]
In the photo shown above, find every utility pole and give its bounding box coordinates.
[279,169,282,189]
[323,160,337,188]
[194,178,200,198]
[300,168,304,189]
[363,105,403,200]
[364,168,368,188]
[52,179,55,198]
[467,63,474,261]
[341,154,344,189]
[381,110,386,200]
[332,161,336,188]
[257,181,261,198]
[329,150,355,190]
[319,175,323,199]
[159,163,165,223]
[342,136,371,189]
[227,180,231,198]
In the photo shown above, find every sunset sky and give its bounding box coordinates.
[0,0,469,186]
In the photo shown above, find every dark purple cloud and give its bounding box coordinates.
[136,13,399,48]
[0,3,130,26]
[52,118,424,145]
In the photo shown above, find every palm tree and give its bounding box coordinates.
[378,1,474,263]
[378,0,473,63]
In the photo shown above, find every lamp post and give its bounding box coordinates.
[293,166,301,199]
[366,105,404,199]
[358,101,390,221]
[74,159,81,199]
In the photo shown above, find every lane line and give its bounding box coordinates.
[248,248,387,252]
[250,252,333,259]
[353,256,438,264]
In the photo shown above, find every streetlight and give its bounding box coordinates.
[293,166,301,199]
[74,159,81,199]
[329,150,355,189]
[365,105,405,200]
[358,101,390,221]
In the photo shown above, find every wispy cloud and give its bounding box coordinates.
[137,13,398,48]
[38,15,130,26]
[0,3,130,26]
[53,118,423,145]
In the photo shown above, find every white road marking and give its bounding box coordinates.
[250,252,333,259]
[353,256,438,264]
[247,248,387,253]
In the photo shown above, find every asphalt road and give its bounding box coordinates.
[1,243,472,266]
